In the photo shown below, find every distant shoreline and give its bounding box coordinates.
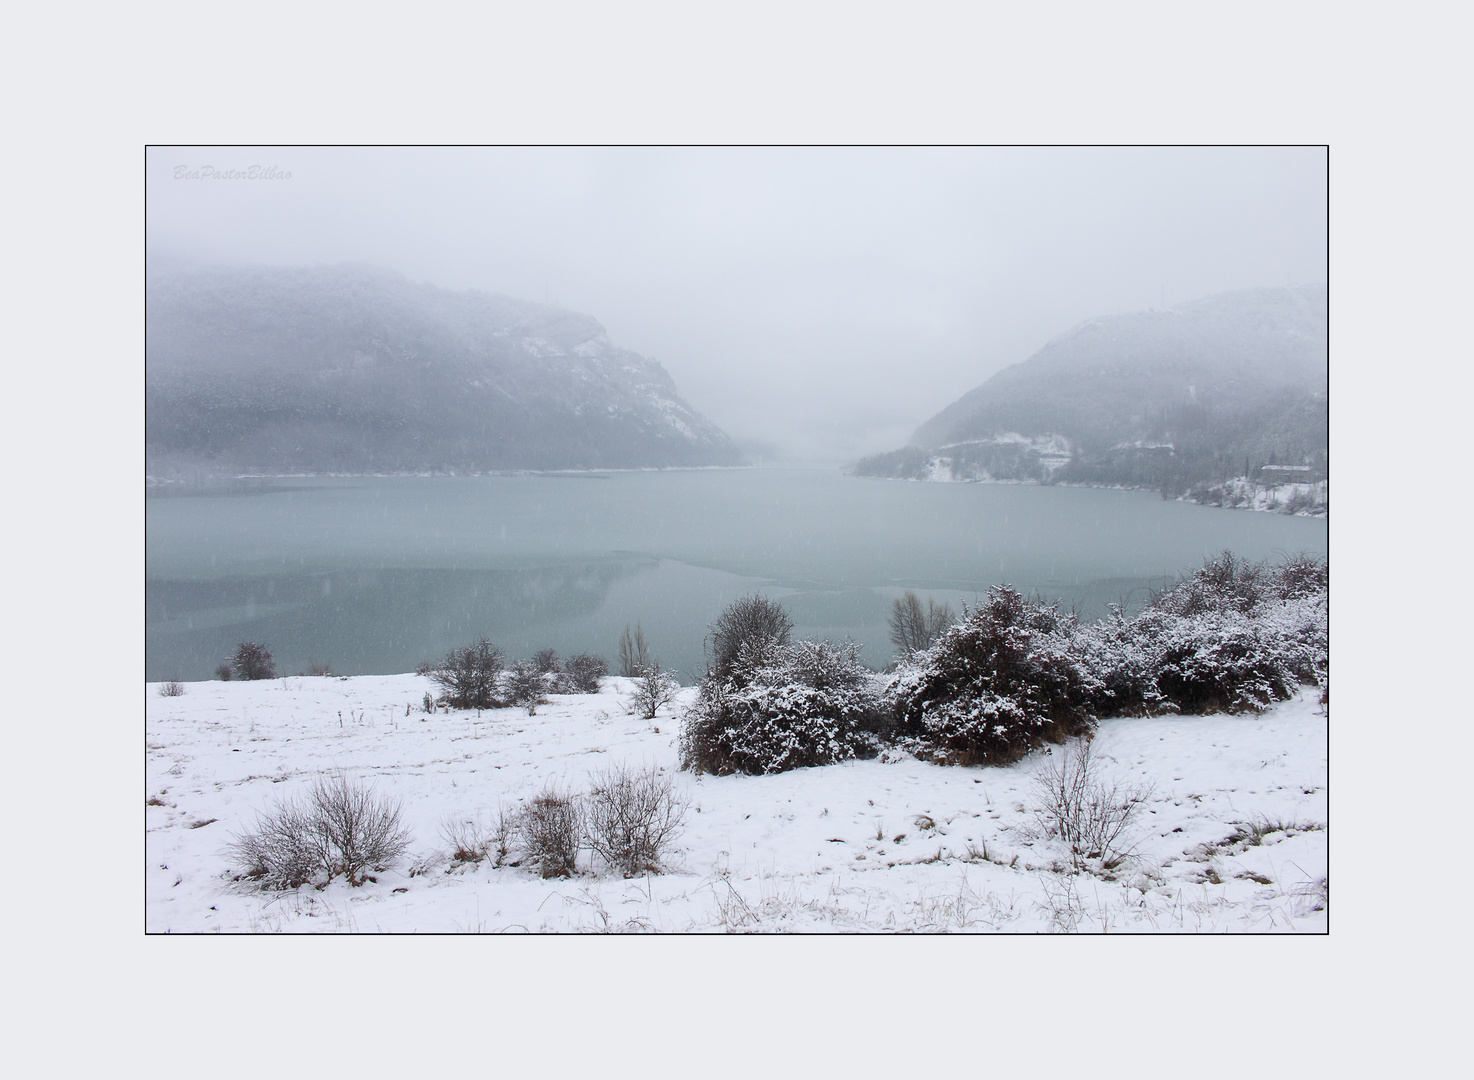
[848,471,1328,518]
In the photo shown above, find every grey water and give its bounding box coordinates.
[146,470,1328,683]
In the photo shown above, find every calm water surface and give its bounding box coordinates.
[146,470,1328,682]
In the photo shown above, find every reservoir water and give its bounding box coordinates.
[145,470,1328,683]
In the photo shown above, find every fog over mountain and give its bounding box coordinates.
[145,262,742,477]
[854,285,1327,495]
[145,148,1328,465]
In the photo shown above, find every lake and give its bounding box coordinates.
[145,470,1328,683]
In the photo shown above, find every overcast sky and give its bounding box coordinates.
[146,146,1326,464]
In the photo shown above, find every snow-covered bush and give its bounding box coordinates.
[1267,552,1329,602]
[429,638,504,709]
[1070,607,1174,717]
[1149,550,1265,618]
[1150,596,1327,713]
[229,641,276,681]
[1101,552,1329,715]
[681,639,884,775]
[158,680,186,697]
[583,763,688,876]
[228,773,412,889]
[888,586,1100,766]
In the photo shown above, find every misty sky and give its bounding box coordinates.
[146,146,1326,464]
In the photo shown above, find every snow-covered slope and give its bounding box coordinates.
[146,674,1327,932]
[146,263,743,476]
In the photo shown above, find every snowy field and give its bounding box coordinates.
[146,674,1327,933]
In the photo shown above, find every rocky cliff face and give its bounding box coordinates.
[146,262,743,476]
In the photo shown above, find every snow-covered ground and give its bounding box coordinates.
[146,674,1327,933]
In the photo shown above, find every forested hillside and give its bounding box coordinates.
[855,285,1327,498]
[146,262,743,477]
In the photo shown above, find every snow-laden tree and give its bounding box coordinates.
[705,594,793,686]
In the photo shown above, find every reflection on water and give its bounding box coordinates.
[150,559,657,681]
[146,471,1327,682]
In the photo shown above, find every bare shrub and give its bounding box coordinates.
[439,816,490,863]
[489,803,518,867]
[888,591,955,659]
[583,763,689,876]
[158,680,186,697]
[618,624,652,676]
[429,638,504,709]
[308,773,413,885]
[562,653,609,693]
[230,642,277,680]
[304,660,334,677]
[228,794,323,889]
[440,806,520,867]
[629,661,680,719]
[1031,740,1152,870]
[227,773,412,889]
[214,664,233,681]
[532,648,561,674]
[518,785,581,878]
[707,595,793,685]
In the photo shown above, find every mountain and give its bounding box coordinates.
[854,285,1327,497]
[145,262,743,477]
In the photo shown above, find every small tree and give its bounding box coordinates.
[429,638,504,709]
[532,648,560,674]
[629,661,680,720]
[888,591,954,659]
[230,642,277,681]
[618,624,652,677]
[706,594,793,686]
